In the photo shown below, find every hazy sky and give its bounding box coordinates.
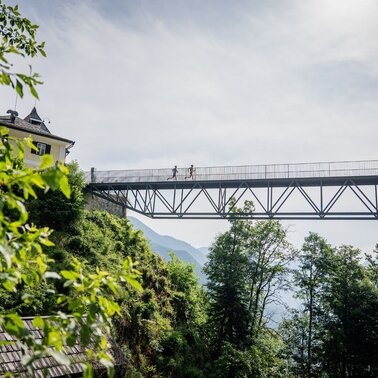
[1,0,378,250]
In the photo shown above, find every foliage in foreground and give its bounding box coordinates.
[0,0,45,98]
[0,130,143,376]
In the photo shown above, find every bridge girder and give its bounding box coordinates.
[87,177,378,220]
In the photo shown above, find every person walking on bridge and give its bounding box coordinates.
[167,165,178,181]
[185,164,195,180]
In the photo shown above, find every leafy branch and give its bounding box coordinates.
[0,1,46,98]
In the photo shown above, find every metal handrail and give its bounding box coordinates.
[85,160,378,184]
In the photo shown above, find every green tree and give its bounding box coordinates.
[154,253,207,377]
[167,252,206,328]
[27,160,86,231]
[204,202,292,377]
[204,208,250,356]
[366,244,378,287]
[280,310,309,376]
[322,245,378,377]
[293,232,333,377]
[211,331,288,378]
[284,239,378,378]
[245,220,295,340]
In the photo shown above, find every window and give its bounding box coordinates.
[30,118,42,125]
[31,142,51,156]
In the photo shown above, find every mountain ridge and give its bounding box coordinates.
[128,216,208,282]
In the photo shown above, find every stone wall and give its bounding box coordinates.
[85,193,127,218]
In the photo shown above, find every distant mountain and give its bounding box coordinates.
[198,247,209,258]
[128,216,208,283]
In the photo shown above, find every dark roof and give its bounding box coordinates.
[23,107,51,133]
[0,317,127,377]
[0,108,74,145]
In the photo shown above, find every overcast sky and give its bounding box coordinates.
[1,0,378,251]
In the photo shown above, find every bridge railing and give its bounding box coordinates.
[85,160,378,184]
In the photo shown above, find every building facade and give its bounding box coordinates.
[0,107,74,166]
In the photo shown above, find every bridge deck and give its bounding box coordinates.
[85,160,378,220]
[86,160,378,189]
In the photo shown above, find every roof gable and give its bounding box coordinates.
[23,107,51,133]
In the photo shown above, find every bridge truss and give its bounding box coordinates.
[86,160,378,220]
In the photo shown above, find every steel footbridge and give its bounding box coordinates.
[85,160,378,220]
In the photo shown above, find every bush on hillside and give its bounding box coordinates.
[27,161,86,232]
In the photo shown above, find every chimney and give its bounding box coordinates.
[6,109,18,123]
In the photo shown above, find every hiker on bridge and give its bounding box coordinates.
[167,165,178,181]
[185,164,195,180]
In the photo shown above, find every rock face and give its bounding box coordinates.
[85,193,127,218]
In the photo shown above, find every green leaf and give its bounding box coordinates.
[0,243,13,269]
[82,363,93,378]
[39,154,54,170]
[106,280,118,295]
[32,317,45,329]
[30,84,39,99]
[15,79,23,98]
[88,303,97,322]
[60,270,80,281]
[80,325,91,346]
[41,169,61,190]
[2,280,16,292]
[124,275,143,292]
[5,313,25,328]
[48,331,63,349]
[59,175,71,198]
